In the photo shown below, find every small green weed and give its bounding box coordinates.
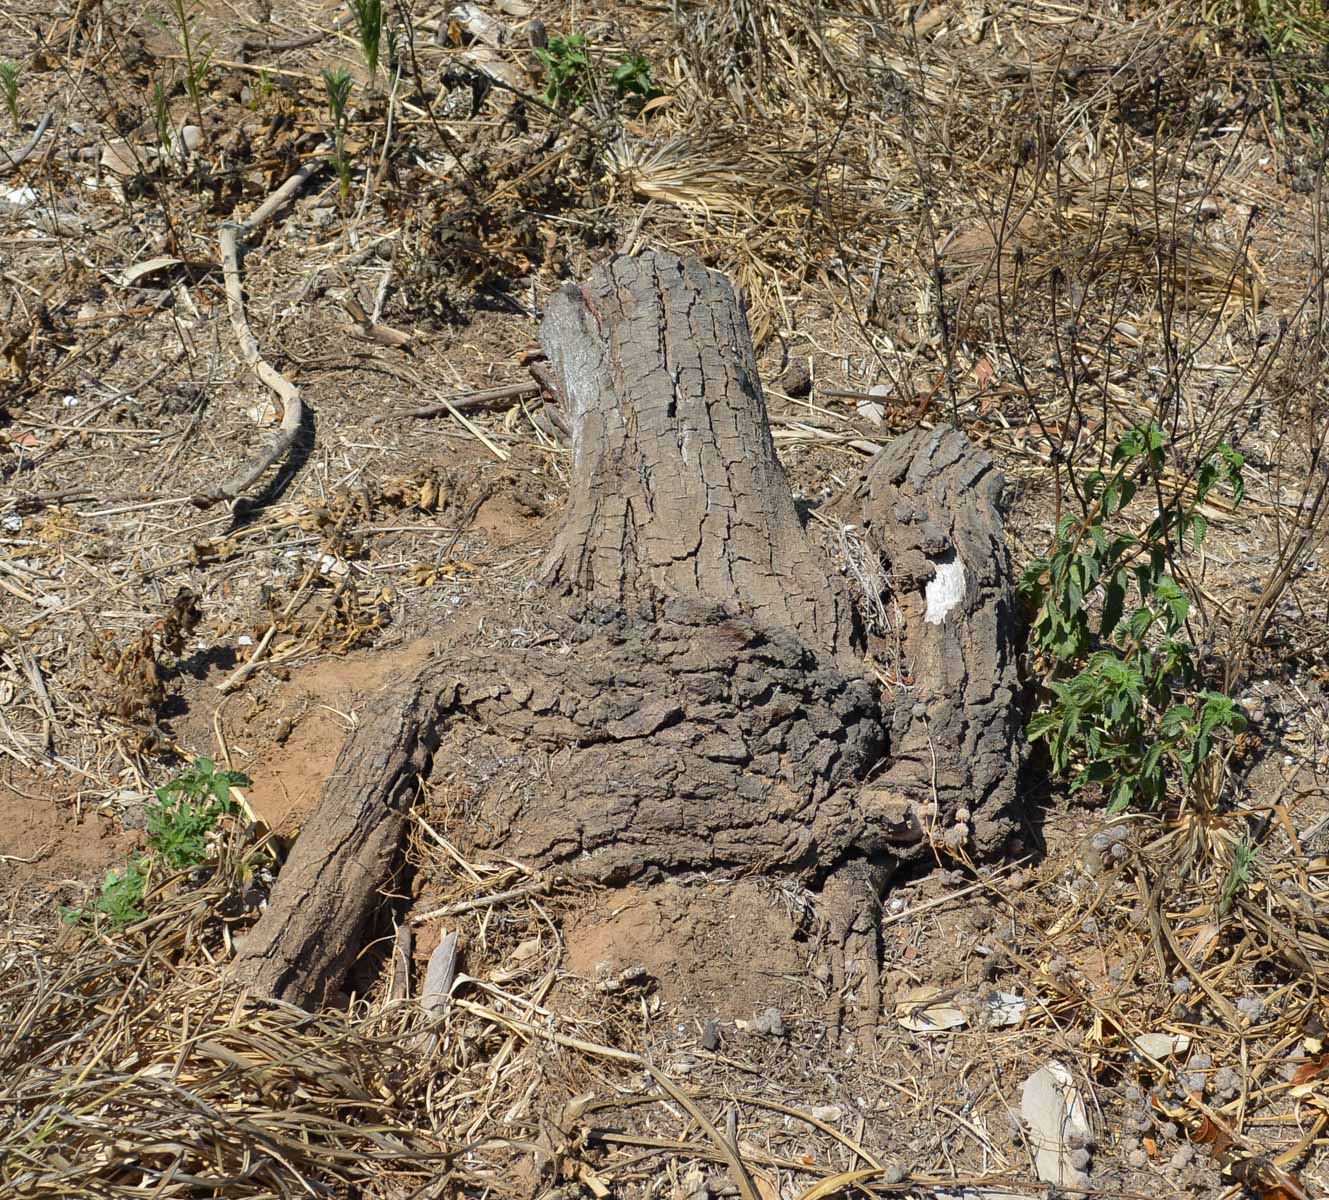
[0,60,19,130]
[1219,839,1256,915]
[612,54,661,99]
[161,0,210,126]
[347,0,384,84]
[91,863,148,927]
[1022,424,1247,812]
[151,76,173,150]
[323,67,354,200]
[66,758,250,929]
[147,757,247,870]
[534,33,590,105]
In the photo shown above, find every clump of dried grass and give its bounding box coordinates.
[0,875,461,1198]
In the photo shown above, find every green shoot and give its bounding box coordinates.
[534,33,590,105]
[1219,839,1255,916]
[323,67,354,201]
[612,53,660,99]
[164,0,210,126]
[0,60,19,130]
[151,77,173,152]
[347,0,384,85]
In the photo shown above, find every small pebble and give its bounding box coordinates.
[1128,1149,1148,1168]
[752,1007,786,1038]
[1213,1066,1241,1098]
[1171,977,1193,995]
[1170,1144,1194,1169]
[880,1165,906,1185]
[1236,995,1265,1021]
[701,1020,720,1051]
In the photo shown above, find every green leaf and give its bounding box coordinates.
[1160,703,1194,736]
[1101,570,1127,639]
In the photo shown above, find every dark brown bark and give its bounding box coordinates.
[231,251,1023,1026]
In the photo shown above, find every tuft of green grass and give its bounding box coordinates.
[347,0,384,84]
[0,60,19,130]
[1202,0,1329,53]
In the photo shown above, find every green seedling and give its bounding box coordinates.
[163,0,210,126]
[146,757,247,870]
[323,67,354,200]
[534,32,590,105]
[348,0,384,84]
[1219,839,1256,916]
[151,76,173,152]
[0,60,19,130]
[612,53,660,99]
[64,758,250,930]
[91,863,148,928]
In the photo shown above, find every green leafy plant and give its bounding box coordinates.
[91,863,148,927]
[66,758,250,929]
[0,60,19,130]
[534,32,590,105]
[163,0,210,126]
[146,757,247,870]
[612,53,661,99]
[347,0,384,84]
[1023,424,1247,812]
[323,67,354,201]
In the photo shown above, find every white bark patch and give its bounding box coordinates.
[924,554,967,624]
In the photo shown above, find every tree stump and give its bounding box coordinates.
[232,252,1023,1041]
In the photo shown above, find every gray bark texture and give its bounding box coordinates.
[230,251,1024,1016]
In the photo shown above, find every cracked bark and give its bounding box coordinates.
[231,251,1024,1037]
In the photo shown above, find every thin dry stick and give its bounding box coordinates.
[195,155,327,508]
[388,380,542,420]
[0,109,54,177]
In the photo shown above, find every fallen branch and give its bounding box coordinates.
[194,156,326,508]
[387,379,541,419]
[0,109,54,177]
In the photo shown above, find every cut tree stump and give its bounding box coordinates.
[231,251,1024,1040]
